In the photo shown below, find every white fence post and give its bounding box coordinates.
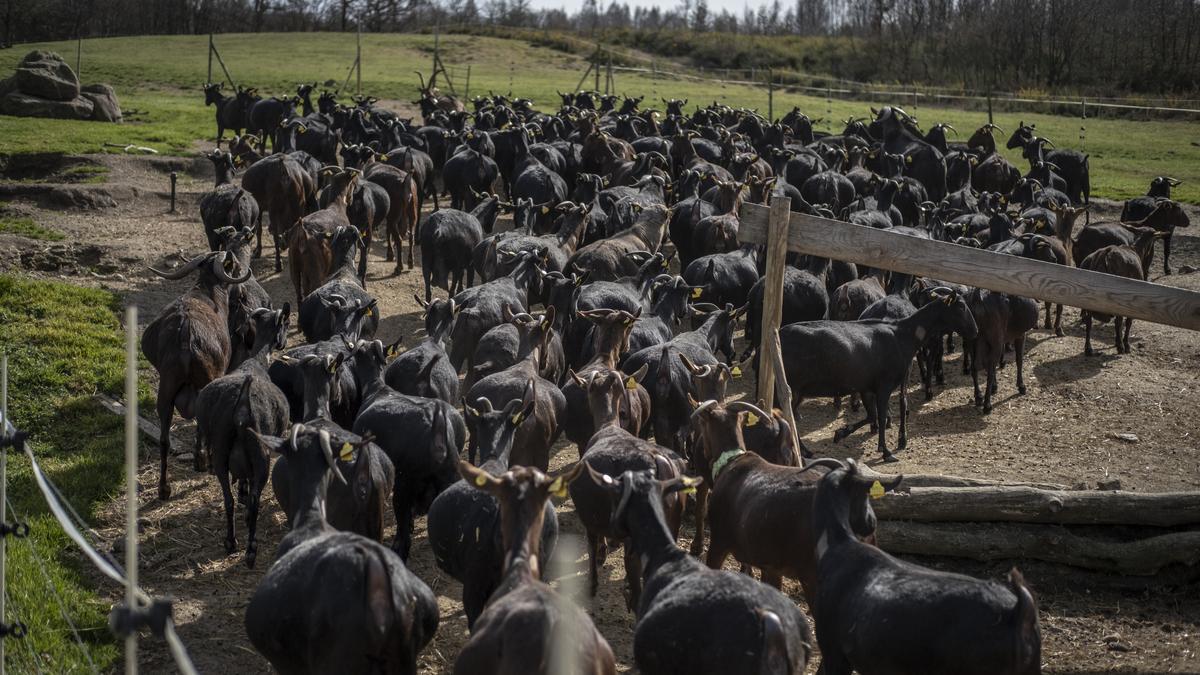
[124,308,139,675]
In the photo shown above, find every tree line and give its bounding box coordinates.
[5,0,1199,94]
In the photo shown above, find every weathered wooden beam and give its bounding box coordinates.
[755,194,792,409]
[738,203,1200,331]
[95,394,166,446]
[874,486,1200,527]
[895,474,1068,491]
[876,521,1200,576]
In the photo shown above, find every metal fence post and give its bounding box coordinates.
[1,353,7,675]
[124,307,139,675]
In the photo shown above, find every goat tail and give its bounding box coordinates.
[359,542,398,662]
[755,608,795,675]
[1007,567,1042,675]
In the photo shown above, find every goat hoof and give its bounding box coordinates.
[881,452,900,463]
[1018,385,1027,395]
[1055,329,1064,337]
[158,483,171,501]
[225,538,238,554]
[689,541,703,556]
[245,547,257,568]
[982,404,993,414]
[832,429,848,443]
[1085,348,1095,357]
[924,392,934,401]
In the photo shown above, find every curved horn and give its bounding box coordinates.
[727,400,771,421]
[212,252,253,284]
[319,429,348,485]
[148,253,211,280]
[289,423,302,451]
[798,457,846,474]
[688,399,720,421]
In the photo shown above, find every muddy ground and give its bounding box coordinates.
[2,152,1199,674]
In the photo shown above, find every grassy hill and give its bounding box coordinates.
[0,32,1198,202]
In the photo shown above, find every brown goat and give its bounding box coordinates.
[287,168,359,306]
[141,251,252,500]
[1078,227,1164,356]
[561,308,651,448]
[241,152,314,271]
[453,461,615,675]
[567,368,688,611]
[690,399,887,602]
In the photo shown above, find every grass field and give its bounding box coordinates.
[0,276,154,672]
[0,32,1198,202]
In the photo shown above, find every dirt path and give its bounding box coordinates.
[3,154,1199,673]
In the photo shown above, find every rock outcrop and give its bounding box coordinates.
[0,51,121,122]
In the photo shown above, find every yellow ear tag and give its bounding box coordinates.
[870,480,885,500]
[549,477,567,498]
[681,485,697,496]
[691,287,702,299]
[745,412,760,427]
[541,206,550,215]
[625,376,638,390]
[511,412,524,426]
[661,258,670,269]
[339,442,354,462]
[378,154,388,161]
[730,365,743,378]
[475,474,489,487]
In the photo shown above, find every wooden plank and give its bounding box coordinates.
[896,474,1068,491]
[876,521,1200,576]
[873,485,1200,527]
[739,203,1200,331]
[95,394,167,445]
[755,194,792,408]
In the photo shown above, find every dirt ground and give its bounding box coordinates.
[2,152,1199,674]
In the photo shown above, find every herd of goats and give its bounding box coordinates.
[129,80,1190,673]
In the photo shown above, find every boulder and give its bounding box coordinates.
[0,76,16,98]
[81,83,121,122]
[0,91,93,120]
[14,51,80,101]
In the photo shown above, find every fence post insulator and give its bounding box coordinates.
[0,622,26,639]
[109,598,173,640]
[0,522,28,539]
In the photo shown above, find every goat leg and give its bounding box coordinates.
[1084,313,1094,356]
[587,533,604,597]
[983,364,996,414]
[156,392,174,500]
[876,391,898,462]
[216,470,237,554]
[1123,317,1133,353]
[971,362,983,408]
[1164,233,1173,275]
[623,544,643,613]
[272,232,283,273]
[1054,303,1064,337]
[833,412,872,443]
[245,474,266,568]
[896,380,908,452]
[1043,301,1052,330]
[689,484,709,556]
[1015,337,1027,395]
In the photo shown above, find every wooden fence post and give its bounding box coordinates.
[207,34,213,85]
[756,193,792,410]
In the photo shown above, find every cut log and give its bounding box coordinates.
[874,486,1200,527]
[896,474,1067,491]
[876,521,1200,576]
[95,394,171,447]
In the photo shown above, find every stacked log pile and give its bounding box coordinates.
[874,481,1200,576]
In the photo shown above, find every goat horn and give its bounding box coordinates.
[942,124,958,136]
[798,457,846,474]
[319,429,348,485]
[689,399,720,421]
[1039,137,1055,148]
[289,423,302,452]
[727,400,771,421]
[148,252,211,280]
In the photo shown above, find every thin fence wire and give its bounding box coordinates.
[4,589,44,675]
[4,494,100,674]
[0,415,199,675]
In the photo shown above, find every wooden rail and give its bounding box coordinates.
[738,202,1200,331]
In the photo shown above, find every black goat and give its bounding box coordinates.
[350,340,466,559]
[426,393,556,628]
[245,425,438,674]
[966,288,1038,413]
[780,288,978,461]
[384,295,460,403]
[419,205,485,302]
[194,306,289,567]
[298,225,378,342]
[200,150,260,253]
[803,457,1041,675]
[585,465,813,675]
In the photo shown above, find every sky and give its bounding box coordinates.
[526,0,772,13]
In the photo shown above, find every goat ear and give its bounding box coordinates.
[459,460,502,491]
[627,363,649,384]
[250,428,290,455]
[545,461,584,498]
[662,474,703,496]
